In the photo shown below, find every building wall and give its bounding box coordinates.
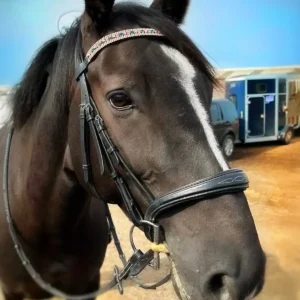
[213,78,226,98]
[0,86,12,128]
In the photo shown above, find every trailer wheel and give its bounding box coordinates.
[222,134,235,158]
[282,128,293,145]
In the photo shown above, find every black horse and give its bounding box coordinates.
[0,1,266,300]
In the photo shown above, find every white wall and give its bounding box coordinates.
[0,87,12,128]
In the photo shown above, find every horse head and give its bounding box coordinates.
[65,1,266,299]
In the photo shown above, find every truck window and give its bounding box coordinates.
[210,104,220,122]
[219,102,237,122]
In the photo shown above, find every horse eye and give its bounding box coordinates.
[109,92,133,110]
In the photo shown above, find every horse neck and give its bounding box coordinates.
[9,81,90,247]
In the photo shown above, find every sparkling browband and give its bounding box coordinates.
[85,28,164,63]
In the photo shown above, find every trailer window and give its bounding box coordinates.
[248,79,275,94]
[256,83,267,93]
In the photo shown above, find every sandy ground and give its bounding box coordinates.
[1,136,300,300]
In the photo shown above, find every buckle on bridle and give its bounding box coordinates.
[94,115,105,131]
[130,221,168,271]
[113,265,124,295]
[84,104,94,122]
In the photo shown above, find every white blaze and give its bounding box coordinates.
[160,45,229,171]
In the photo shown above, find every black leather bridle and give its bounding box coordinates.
[3,27,249,299]
[75,27,249,239]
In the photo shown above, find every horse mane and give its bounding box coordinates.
[11,20,80,129]
[11,2,217,128]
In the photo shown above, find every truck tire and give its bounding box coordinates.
[222,134,235,158]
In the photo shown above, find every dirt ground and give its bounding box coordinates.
[1,136,300,300]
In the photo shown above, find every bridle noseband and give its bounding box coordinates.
[3,27,249,299]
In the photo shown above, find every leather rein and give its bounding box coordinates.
[3,27,249,298]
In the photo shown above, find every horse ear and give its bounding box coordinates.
[150,0,190,24]
[82,0,115,31]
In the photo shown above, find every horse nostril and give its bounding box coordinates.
[207,274,237,299]
[209,274,224,293]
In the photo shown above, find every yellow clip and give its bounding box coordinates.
[150,243,169,254]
